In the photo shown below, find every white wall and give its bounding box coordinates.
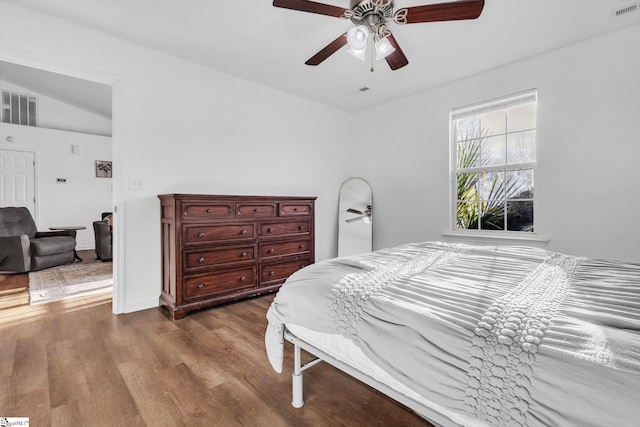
[0,123,113,249]
[0,2,352,313]
[0,79,112,136]
[353,25,640,262]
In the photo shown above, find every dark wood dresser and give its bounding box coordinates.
[158,194,316,319]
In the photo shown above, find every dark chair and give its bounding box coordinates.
[93,212,112,261]
[0,206,77,272]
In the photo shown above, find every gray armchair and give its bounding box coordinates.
[0,207,77,272]
[93,212,112,261]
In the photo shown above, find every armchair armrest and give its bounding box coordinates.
[0,234,32,272]
[93,221,112,236]
[35,230,76,238]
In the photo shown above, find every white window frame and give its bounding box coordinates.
[1,90,38,127]
[447,90,544,243]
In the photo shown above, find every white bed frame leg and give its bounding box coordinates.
[292,342,304,408]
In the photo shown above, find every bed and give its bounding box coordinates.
[264,241,640,427]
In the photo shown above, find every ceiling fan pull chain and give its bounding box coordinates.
[370,36,375,72]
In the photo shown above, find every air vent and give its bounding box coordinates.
[612,3,639,17]
[359,87,370,92]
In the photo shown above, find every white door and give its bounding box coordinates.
[0,149,36,217]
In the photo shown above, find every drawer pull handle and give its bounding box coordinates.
[268,249,274,253]
[197,283,205,289]
[254,208,260,212]
[197,232,205,238]
[241,252,248,257]
[240,276,246,282]
[298,226,304,230]
[198,257,205,263]
[269,271,275,276]
[267,228,274,233]
[241,229,247,235]
[206,209,212,213]
[299,245,304,249]
[293,207,298,211]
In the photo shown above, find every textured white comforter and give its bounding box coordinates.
[265,242,640,427]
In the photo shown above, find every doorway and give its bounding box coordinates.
[0,60,116,310]
[0,149,36,216]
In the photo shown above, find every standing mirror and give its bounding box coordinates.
[338,178,373,257]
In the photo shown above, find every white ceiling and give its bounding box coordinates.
[2,0,639,113]
[0,60,112,119]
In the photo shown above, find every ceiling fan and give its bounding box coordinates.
[273,0,485,71]
[346,206,372,223]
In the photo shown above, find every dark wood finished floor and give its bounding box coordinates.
[0,292,431,426]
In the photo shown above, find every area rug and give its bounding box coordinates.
[29,260,112,305]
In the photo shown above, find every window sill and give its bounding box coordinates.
[440,231,549,248]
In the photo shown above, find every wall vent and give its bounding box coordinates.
[359,87,370,92]
[612,3,639,17]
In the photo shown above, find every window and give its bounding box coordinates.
[451,90,537,233]
[2,90,37,126]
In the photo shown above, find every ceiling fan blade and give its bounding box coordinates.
[273,0,349,18]
[346,208,364,215]
[385,33,409,71]
[394,0,485,24]
[305,33,347,66]
[346,216,365,223]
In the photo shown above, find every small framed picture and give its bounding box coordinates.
[96,160,112,178]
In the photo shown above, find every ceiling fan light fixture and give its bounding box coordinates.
[346,25,369,50]
[347,46,367,61]
[374,36,395,60]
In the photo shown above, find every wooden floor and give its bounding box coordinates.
[0,291,431,426]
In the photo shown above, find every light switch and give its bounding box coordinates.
[128,176,144,191]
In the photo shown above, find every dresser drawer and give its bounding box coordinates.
[184,267,255,299]
[184,245,255,269]
[182,203,233,219]
[260,221,310,237]
[261,258,310,285]
[237,203,277,217]
[260,240,309,259]
[279,202,312,216]
[184,223,255,244]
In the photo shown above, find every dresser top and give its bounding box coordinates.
[158,194,317,201]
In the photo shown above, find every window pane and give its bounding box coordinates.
[481,135,506,166]
[507,103,535,132]
[480,110,505,136]
[19,95,28,125]
[507,130,535,163]
[10,94,19,124]
[480,200,504,230]
[507,201,534,232]
[457,140,481,169]
[506,169,533,199]
[479,171,505,201]
[456,116,480,141]
[28,97,37,126]
[457,172,478,200]
[457,201,478,230]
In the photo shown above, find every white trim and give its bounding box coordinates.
[0,49,121,314]
[451,89,537,120]
[449,90,538,235]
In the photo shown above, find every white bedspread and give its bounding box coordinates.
[265,242,640,427]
